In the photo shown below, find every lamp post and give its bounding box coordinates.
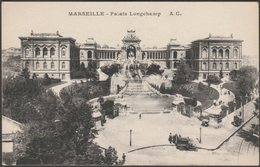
[199,127,202,144]
[130,129,132,146]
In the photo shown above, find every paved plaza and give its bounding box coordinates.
[95,93,259,165]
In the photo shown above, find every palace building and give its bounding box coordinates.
[20,30,243,80]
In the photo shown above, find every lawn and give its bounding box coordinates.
[168,82,219,111]
[61,80,110,101]
[222,81,239,96]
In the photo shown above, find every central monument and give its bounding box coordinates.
[121,30,142,61]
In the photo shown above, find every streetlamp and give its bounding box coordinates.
[130,129,132,146]
[199,127,202,144]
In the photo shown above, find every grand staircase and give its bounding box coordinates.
[122,81,156,95]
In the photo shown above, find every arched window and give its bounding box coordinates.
[87,51,92,59]
[234,49,238,58]
[219,49,223,58]
[213,62,217,69]
[212,49,217,58]
[220,62,223,69]
[50,48,55,57]
[51,62,55,69]
[61,48,66,56]
[25,47,30,57]
[25,61,30,68]
[43,62,47,69]
[202,62,207,70]
[62,62,65,69]
[173,51,177,59]
[234,62,238,69]
[36,62,39,69]
[202,49,207,58]
[225,62,229,69]
[43,47,48,57]
[173,62,177,69]
[35,47,40,57]
[225,49,229,58]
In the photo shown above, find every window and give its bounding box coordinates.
[25,47,30,57]
[225,63,229,69]
[36,62,39,69]
[173,62,177,69]
[219,49,223,58]
[62,62,65,69]
[202,62,207,70]
[50,48,55,57]
[43,47,48,57]
[234,62,238,69]
[113,52,115,59]
[202,49,207,58]
[220,62,223,69]
[43,62,47,69]
[212,49,217,58]
[35,47,40,57]
[225,49,229,58]
[51,62,55,69]
[234,49,238,58]
[25,61,30,68]
[173,51,177,59]
[213,62,217,69]
[61,48,66,56]
[87,51,92,59]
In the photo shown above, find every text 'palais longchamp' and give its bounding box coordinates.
[68,11,182,17]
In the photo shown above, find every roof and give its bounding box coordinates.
[19,31,76,41]
[92,111,102,118]
[2,116,23,134]
[192,34,243,43]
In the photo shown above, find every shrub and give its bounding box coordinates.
[198,82,206,91]
[206,75,221,84]
[101,100,115,117]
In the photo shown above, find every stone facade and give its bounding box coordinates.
[188,34,243,80]
[19,30,243,80]
[19,31,79,80]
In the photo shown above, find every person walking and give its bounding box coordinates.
[122,153,126,162]
[139,113,142,119]
[168,133,173,144]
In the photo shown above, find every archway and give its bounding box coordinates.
[127,45,136,59]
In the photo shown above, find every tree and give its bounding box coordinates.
[146,63,164,75]
[100,63,121,78]
[237,66,258,97]
[219,69,223,79]
[104,146,118,165]
[15,90,119,165]
[20,67,30,80]
[206,75,221,85]
[80,62,86,71]
[173,59,192,84]
[32,73,37,79]
[229,70,239,81]
[2,76,43,123]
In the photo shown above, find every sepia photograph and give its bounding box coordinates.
[2,1,259,166]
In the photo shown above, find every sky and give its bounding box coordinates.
[2,2,259,58]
